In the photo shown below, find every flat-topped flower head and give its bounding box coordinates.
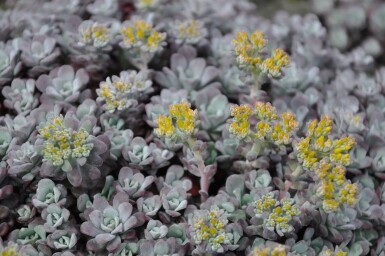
[189,206,230,253]
[169,101,196,134]
[339,183,358,205]
[120,20,166,52]
[330,136,355,166]
[253,245,286,256]
[78,20,110,48]
[38,115,94,167]
[254,193,300,236]
[154,115,174,138]
[228,104,252,139]
[320,248,347,256]
[311,159,358,212]
[296,115,355,169]
[154,101,197,142]
[254,102,278,121]
[227,102,298,145]
[261,48,290,78]
[307,115,332,138]
[96,70,152,112]
[255,193,278,214]
[136,0,160,9]
[232,30,289,79]
[174,19,207,44]
[0,244,21,256]
[232,30,266,67]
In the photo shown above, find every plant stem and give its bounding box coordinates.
[187,138,209,202]
[250,70,261,98]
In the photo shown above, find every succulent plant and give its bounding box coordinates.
[119,19,167,69]
[154,45,220,94]
[46,229,78,251]
[137,194,162,217]
[16,204,37,225]
[157,165,192,192]
[196,87,229,140]
[144,220,168,240]
[36,65,90,107]
[139,238,185,256]
[2,78,39,115]
[0,40,22,86]
[41,204,70,232]
[35,112,110,188]
[32,179,67,209]
[17,35,60,77]
[160,186,188,217]
[109,241,139,256]
[86,0,119,17]
[2,0,385,255]
[80,192,146,253]
[96,70,152,113]
[10,222,46,246]
[114,167,155,199]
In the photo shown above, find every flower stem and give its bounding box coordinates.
[187,138,209,202]
[250,70,261,98]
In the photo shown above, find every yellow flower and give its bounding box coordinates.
[155,115,174,137]
[260,48,290,78]
[339,183,358,205]
[154,101,197,140]
[250,31,266,49]
[120,20,165,51]
[175,19,206,44]
[255,193,278,213]
[146,31,165,51]
[0,245,21,256]
[308,115,332,138]
[280,112,299,132]
[254,102,277,121]
[271,246,287,256]
[255,121,271,140]
[232,30,266,66]
[322,199,340,212]
[295,137,318,168]
[137,0,158,8]
[228,120,249,139]
[230,104,252,121]
[253,246,286,256]
[79,22,110,48]
[169,101,196,134]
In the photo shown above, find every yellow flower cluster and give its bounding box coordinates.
[314,160,358,212]
[232,30,289,78]
[155,101,197,140]
[189,207,229,252]
[255,194,300,234]
[0,245,21,256]
[120,20,166,52]
[38,115,93,167]
[97,77,132,112]
[232,31,266,66]
[228,102,298,145]
[79,22,109,48]
[254,102,278,121]
[294,115,357,212]
[260,49,290,78]
[296,115,355,169]
[320,248,348,256]
[253,246,286,256]
[255,193,278,213]
[136,0,159,9]
[228,104,252,139]
[175,19,206,44]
